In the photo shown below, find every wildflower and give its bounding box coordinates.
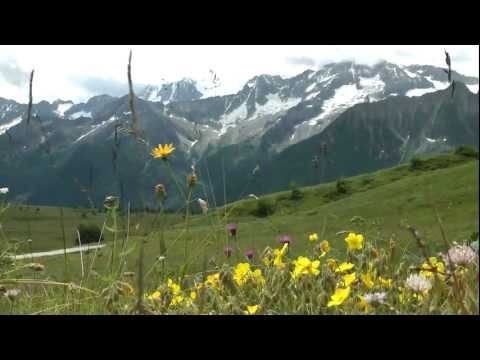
[245,249,255,260]
[187,173,197,188]
[4,288,21,301]
[443,245,478,267]
[244,305,259,315]
[378,277,393,288]
[327,287,351,307]
[327,258,338,271]
[151,143,175,160]
[227,223,238,236]
[205,273,221,289]
[155,184,167,201]
[278,235,292,246]
[361,272,375,289]
[335,262,355,273]
[103,195,119,210]
[309,233,318,242]
[319,240,330,255]
[0,187,8,195]
[405,274,432,293]
[342,272,356,287]
[357,295,369,313]
[167,278,181,295]
[233,263,251,286]
[197,198,208,215]
[419,257,445,279]
[251,269,266,286]
[345,232,364,251]
[363,292,387,305]
[292,256,320,279]
[224,245,233,258]
[147,290,161,301]
[170,295,184,306]
[190,291,197,301]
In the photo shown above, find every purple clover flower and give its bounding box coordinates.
[278,235,292,246]
[244,249,255,260]
[226,223,238,236]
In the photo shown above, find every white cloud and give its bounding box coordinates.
[0,45,478,103]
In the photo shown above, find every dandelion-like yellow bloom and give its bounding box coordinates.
[272,243,289,270]
[343,272,357,287]
[320,240,330,254]
[233,263,251,286]
[327,258,338,271]
[205,273,221,289]
[167,278,181,295]
[170,295,184,306]
[309,233,318,242]
[361,272,375,289]
[147,290,161,301]
[244,305,259,315]
[345,232,364,251]
[292,256,320,279]
[190,291,197,300]
[251,269,266,286]
[420,257,445,280]
[335,262,355,273]
[378,277,393,288]
[151,143,175,160]
[327,287,351,307]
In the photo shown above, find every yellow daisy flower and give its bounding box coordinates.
[151,143,175,160]
[244,305,259,315]
[327,287,351,307]
[309,233,318,242]
[345,232,364,251]
[335,262,355,273]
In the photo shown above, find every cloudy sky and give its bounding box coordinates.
[0,45,478,103]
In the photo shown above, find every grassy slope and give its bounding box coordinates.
[5,153,479,284]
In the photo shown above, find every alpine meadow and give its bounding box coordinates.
[0,45,478,315]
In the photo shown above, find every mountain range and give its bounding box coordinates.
[0,60,478,209]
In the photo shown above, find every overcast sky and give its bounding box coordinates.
[0,45,478,104]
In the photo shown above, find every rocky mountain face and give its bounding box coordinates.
[0,61,478,208]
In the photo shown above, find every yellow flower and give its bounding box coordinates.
[190,291,197,300]
[244,305,259,315]
[147,290,161,301]
[272,243,289,270]
[398,287,407,304]
[167,278,181,295]
[420,257,445,279]
[327,287,351,307]
[233,263,251,286]
[292,256,320,279]
[361,272,375,289]
[343,272,357,287]
[357,295,369,313]
[309,233,318,242]
[345,232,364,251]
[151,143,175,160]
[205,273,221,289]
[319,240,330,256]
[327,258,338,271]
[275,243,289,257]
[335,262,355,273]
[252,269,266,286]
[378,277,393,288]
[170,295,184,306]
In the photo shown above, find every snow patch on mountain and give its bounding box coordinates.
[0,116,22,135]
[74,116,117,143]
[70,111,93,120]
[218,103,248,136]
[253,94,302,117]
[467,84,479,93]
[55,103,73,117]
[403,69,418,78]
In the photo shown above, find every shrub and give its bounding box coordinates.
[455,145,479,159]
[409,157,423,170]
[289,182,304,201]
[336,177,348,194]
[253,198,275,217]
[76,223,103,245]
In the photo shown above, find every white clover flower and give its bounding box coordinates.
[0,187,9,195]
[443,245,478,267]
[405,274,432,292]
[363,292,387,305]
